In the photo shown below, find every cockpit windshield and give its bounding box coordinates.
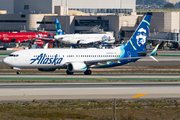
[9,54,19,57]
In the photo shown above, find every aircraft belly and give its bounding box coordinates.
[17,64,63,69]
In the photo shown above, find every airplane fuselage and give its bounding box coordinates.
[0,32,53,43]
[54,34,115,44]
[3,47,139,69]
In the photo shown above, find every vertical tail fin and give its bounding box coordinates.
[125,13,152,51]
[37,32,41,38]
[55,18,65,35]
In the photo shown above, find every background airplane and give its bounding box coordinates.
[54,18,115,45]
[3,13,159,75]
[0,32,54,46]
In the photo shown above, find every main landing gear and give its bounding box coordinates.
[84,70,92,75]
[66,70,92,75]
[16,71,21,74]
[66,70,74,75]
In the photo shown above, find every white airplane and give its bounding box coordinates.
[3,13,158,75]
[54,19,115,44]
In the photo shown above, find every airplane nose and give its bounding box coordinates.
[54,36,58,39]
[54,36,62,40]
[2,58,7,64]
[2,57,9,65]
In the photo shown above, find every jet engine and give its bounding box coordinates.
[38,68,56,72]
[67,62,87,72]
[35,40,45,46]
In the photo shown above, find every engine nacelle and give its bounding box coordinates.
[35,40,45,46]
[67,62,87,72]
[38,68,56,72]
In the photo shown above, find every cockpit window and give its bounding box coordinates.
[9,54,19,57]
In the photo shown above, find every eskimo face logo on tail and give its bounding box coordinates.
[30,53,63,65]
[136,28,147,47]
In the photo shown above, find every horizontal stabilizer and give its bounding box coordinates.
[138,50,152,55]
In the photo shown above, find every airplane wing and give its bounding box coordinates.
[78,39,116,45]
[22,38,41,43]
[62,56,143,68]
[38,38,55,42]
[21,39,36,43]
[84,57,142,66]
[22,36,55,43]
[70,44,159,66]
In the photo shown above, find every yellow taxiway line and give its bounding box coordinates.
[132,93,148,98]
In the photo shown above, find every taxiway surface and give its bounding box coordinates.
[0,83,180,101]
[0,73,180,78]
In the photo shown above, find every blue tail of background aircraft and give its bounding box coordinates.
[55,18,65,35]
[125,14,152,52]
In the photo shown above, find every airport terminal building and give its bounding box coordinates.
[0,0,135,14]
[0,13,143,40]
[1,0,180,42]
[0,0,137,40]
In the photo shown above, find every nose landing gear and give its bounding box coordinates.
[11,67,21,74]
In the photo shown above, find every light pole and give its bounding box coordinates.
[120,0,122,13]
[143,0,144,13]
[66,0,68,33]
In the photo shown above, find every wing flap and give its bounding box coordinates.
[85,57,142,65]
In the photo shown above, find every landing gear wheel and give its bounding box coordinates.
[84,70,92,75]
[17,71,21,74]
[66,70,74,75]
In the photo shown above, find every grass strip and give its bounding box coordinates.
[0,77,180,83]
[0,54,9,55]
[1,99,180,119]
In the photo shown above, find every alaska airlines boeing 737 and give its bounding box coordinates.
[54,18,115,44]
[3,13,158,75]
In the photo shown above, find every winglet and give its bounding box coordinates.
[150,44,159,62]
[150,44,159,56]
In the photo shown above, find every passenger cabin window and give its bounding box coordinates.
[9,54,18,57]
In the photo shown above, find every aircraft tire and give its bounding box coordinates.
[66,70,74,75]
[84,70,91,75]
[17,71,21,74]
